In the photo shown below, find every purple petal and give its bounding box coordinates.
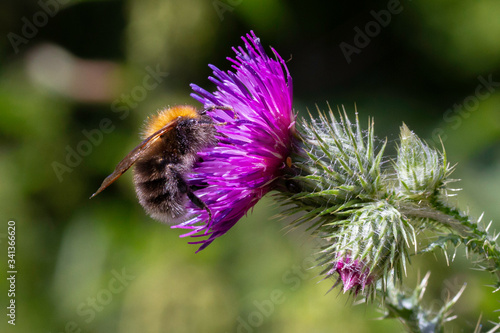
[176,31,295,250]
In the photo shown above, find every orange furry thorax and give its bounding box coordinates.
[142,105,199,139]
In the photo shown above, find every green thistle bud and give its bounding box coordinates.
[396,124,453,200]
[277,107,387,230]
[321,201,415,296]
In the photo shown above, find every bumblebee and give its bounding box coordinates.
[91,105,231,223]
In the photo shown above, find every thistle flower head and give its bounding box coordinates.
[176,31,295,251]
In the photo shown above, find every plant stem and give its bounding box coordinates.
[398,201,500,283]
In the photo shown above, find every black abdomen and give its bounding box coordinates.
[133,156,190,223]
[132,116,217,223]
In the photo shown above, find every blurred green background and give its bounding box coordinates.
[1,0,500,332]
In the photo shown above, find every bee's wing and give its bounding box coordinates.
[90,119,179,199]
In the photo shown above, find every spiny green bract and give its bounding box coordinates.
[384,272,467,332]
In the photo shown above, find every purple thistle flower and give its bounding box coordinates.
[332,256,375,294]
[173,31,295,251]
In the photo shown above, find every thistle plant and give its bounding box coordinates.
[184,31,500,332]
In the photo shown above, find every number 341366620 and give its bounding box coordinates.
[7,221,15,268]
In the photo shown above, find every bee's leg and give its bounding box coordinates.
[173,168,213,223]
[186,189,212,224]
[201,105,238,120]
[202,105,233,113]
